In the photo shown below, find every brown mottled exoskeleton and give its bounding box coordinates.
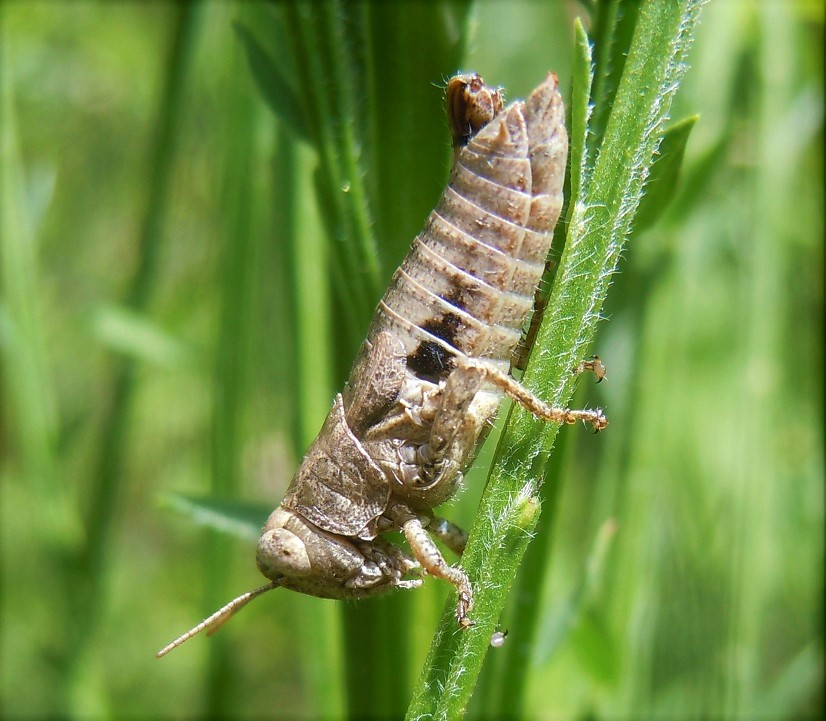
[157,73,606,658]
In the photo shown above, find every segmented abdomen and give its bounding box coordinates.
[372,73,567,383]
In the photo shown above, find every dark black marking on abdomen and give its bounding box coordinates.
[405,313,462,383]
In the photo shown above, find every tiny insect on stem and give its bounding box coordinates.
[575,355,607,383]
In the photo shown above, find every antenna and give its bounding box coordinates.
[156,580,279,658]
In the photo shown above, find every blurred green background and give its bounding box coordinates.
[1,1,822,719]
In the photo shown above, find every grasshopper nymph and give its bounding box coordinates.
[158,72,606,658]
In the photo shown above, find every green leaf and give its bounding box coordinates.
[160,493,270,543]
[569,18,594,207]
[569,607,620,685]
[534,518,619,665]
[634,115,699,232]
[1,45,78,544]
[233,22,310,144]
[277,2,385,347]
[87,303,195,368]
[587,0,642,167]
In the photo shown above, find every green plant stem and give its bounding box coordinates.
[406,1,706,718]
[64,7,198,714]
[281,4,382,344]
[316,3,381,294]
[236,3,472,717]
[0,6,77,544]
[204,20,262,715]
[480,428,573,719]
[480,23,700,720]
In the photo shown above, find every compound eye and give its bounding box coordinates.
[257,529,312,579]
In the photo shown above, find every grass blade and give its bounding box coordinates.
[406,1,707,718]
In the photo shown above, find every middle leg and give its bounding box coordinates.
[389,504,474,627]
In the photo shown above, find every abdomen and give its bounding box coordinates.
[370,74,567,386]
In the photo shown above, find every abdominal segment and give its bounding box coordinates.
[373,74,568,385]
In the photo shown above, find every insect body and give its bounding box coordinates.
[157,73,605,657]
